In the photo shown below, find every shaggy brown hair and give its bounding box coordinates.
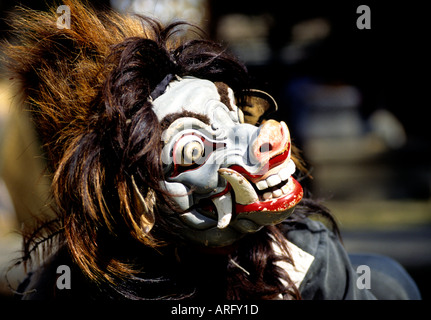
[2,0,338,300]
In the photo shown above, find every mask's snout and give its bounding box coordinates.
[251,120,291,170]
[227,120,291,180]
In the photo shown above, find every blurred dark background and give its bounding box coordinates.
[1,0,429,299]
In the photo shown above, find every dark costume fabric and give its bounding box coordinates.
[17,217,420,300]
[283,219,420,300]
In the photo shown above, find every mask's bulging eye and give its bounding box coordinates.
[174,135,205,166]
[169,133,226,178]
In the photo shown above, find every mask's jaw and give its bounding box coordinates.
[216,119,303,225]
[218,159,303,222]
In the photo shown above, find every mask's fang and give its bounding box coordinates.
[211,192,233,229]
[218,168,259,205]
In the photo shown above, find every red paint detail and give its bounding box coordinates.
[235,178,303,214]
[228,144,290,181]
[209,184,231,199]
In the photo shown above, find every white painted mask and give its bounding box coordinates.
[150,76,303,247]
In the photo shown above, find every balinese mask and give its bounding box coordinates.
[146,76,303,247]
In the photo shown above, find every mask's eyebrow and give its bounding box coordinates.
[160,110,211,131]
[214,82,234,111]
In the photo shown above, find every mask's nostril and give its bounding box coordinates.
[251,120,291,167]
[259,142,273,153]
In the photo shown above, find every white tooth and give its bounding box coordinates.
[272,189,283,198]
[263,192,273,200]
[278,167,291,181]
[256,179,268,191]
[281,180,294,194]
[266,174,281,187]
[218,168,259,205]
[287,160,296,175]
[211,192,233,229]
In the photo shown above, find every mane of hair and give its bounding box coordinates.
[2,0,338,300]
